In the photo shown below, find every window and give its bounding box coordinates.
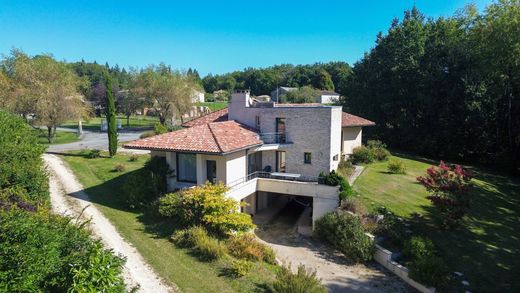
[255,116,261,130]
[276,151,286,172]
[304,152,312,164]
[275,118,286,143]
[206,160,216,183]
[177,153,196,182]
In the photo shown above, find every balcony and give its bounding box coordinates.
[227,171,322,189]
[259,132,291,144]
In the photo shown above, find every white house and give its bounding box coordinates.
[125,89,374,226]
[317,90,340,104]
[192,89,205,103]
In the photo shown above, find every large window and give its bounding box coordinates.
[177,153,197,183]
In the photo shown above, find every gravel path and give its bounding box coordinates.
[44,154,174,293]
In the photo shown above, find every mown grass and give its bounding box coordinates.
[195,102,228,112]
[60,151,276,292]
[35,130,79,145]
[60,115,159,131]
[353,154,520,291]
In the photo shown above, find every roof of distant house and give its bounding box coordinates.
[124,120,262,154]
[320,90,340,96]
[342,112,375,127]
[181,108,229,128]
[274,103,322,107]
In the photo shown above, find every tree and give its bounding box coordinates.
[105,75,117,157]
[132,64,195,125]
[280,86,320,103]
[3,50,88,142]
[117,90,143,126]
[311,69,335,90]
[0,70,11,108]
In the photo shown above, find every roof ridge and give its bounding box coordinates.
[207,123,223,153]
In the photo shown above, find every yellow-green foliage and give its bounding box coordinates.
[228,233,276,264]
[159,183,255,234]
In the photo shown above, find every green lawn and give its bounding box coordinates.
[60,151,276,292]
[196,102,228,112]
[61,115,159,131]
[35,130,80,145]
[354,154,520,291]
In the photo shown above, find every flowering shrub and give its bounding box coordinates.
[417,161,472,228]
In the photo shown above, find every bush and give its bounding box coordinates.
[153,122,168,135]
[337,159,355,178]
[112,163,125,172]
[158,183,255,234]
[122,156,169,208]
[86,149,101,159]
[367,140,390,161]
[228,233,276,264]
[373,206,407,247]
[191,227,227,261]
[145,156,170,195]
[351,146,375,164]
[229,259,254,278]
[271,264,327,293]
[314,213,374,262]
[404,237,447,287]
[139,130,155,139]
[129,154,139,162]
[341,197,367,215]
[0,210,125,292]
[320,171,354,200]
[387,159,406,174]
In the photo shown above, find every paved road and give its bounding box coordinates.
[47,129,147,153]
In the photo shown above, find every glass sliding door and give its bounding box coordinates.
[275,118,286,143]
[206,160,216,183]
[177,153,197,183]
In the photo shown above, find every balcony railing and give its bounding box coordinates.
[259,132,290,144]
[227,171,322,189]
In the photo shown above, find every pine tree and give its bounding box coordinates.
[105,75,118,157]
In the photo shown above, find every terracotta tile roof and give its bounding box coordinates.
[182,108,229,127]
[124,120,262,154]
[342,112,375,127]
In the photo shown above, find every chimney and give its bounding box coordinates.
[230,89,251,107]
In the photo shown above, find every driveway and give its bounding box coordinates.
[256,203,411,293]
[47,128,148,154]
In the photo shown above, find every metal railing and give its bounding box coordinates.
[227,171,323,189]
[259,132,290,144]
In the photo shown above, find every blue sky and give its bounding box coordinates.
[0,0,492,75]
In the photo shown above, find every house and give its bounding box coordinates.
[270,86,297,102]
[317,90,340,104]
[124,89,374,227]
[192,89,205,103]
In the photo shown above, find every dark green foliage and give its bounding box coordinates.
[0,110,48,206]
[403,236,447,287]
[344,3,520,173]
[279,86,320,104]
[271,264,327,293]
[314,213,374,262]
[105,75,118,157]
[351,141,390,164]
[86,149,101,159]
[121,156,169,208]
[373,206,407,247]
[0,210,125,292]
[153,122,168,135]
[319,170,354,200]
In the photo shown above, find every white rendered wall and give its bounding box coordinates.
[226,150,247,185]
[330,107,342,171]
[342,127,362,155]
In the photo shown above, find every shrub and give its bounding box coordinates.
[229,259,254,278]
[387,159,406,174]
[227,233,276,263]
[341,197,367,215]
[373,206,407,247]
[351,146,375,164]
[271,264,327,293]
[314,213,374,262]
[417,161,472,228]
[139,130,155,139]
[153,122,168,135]
[404,237,447,287]
[145,156,170,195]
[0,110,48,204]
[337,159,355,178]
[367,140,390,161]
[191,227,227,261]
[122,156,169,208]
[129,154,139,162]
[112,163,125,172]
[339,177,355,200]
[158,183,255,234]
[86,149,101,159]
[319,170,342,186]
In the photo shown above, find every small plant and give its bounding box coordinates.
[387,159,406,174]
[271,264,327,293]
[315,212,374,262]
[129,154,139,162]
[351,146,375,164]
[373,206,407,247]
[229,259,254,278]
[337,159,355,178]
[227,233,276,263]
[153,122,168,135]
[193,231,227,261]
[112,164,125,172]
[86,149,101,159]
[404,236,448,287]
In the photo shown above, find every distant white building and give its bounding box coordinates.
[192,89,205,103]
[317,90,340,104]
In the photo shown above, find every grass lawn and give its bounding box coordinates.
[353,154,520,291]
[61,115,159,131]
[196,102,228,112]
[60,151,276,292]
[35,130,80,145]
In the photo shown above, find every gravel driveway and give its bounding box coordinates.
[44,154,174,292]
